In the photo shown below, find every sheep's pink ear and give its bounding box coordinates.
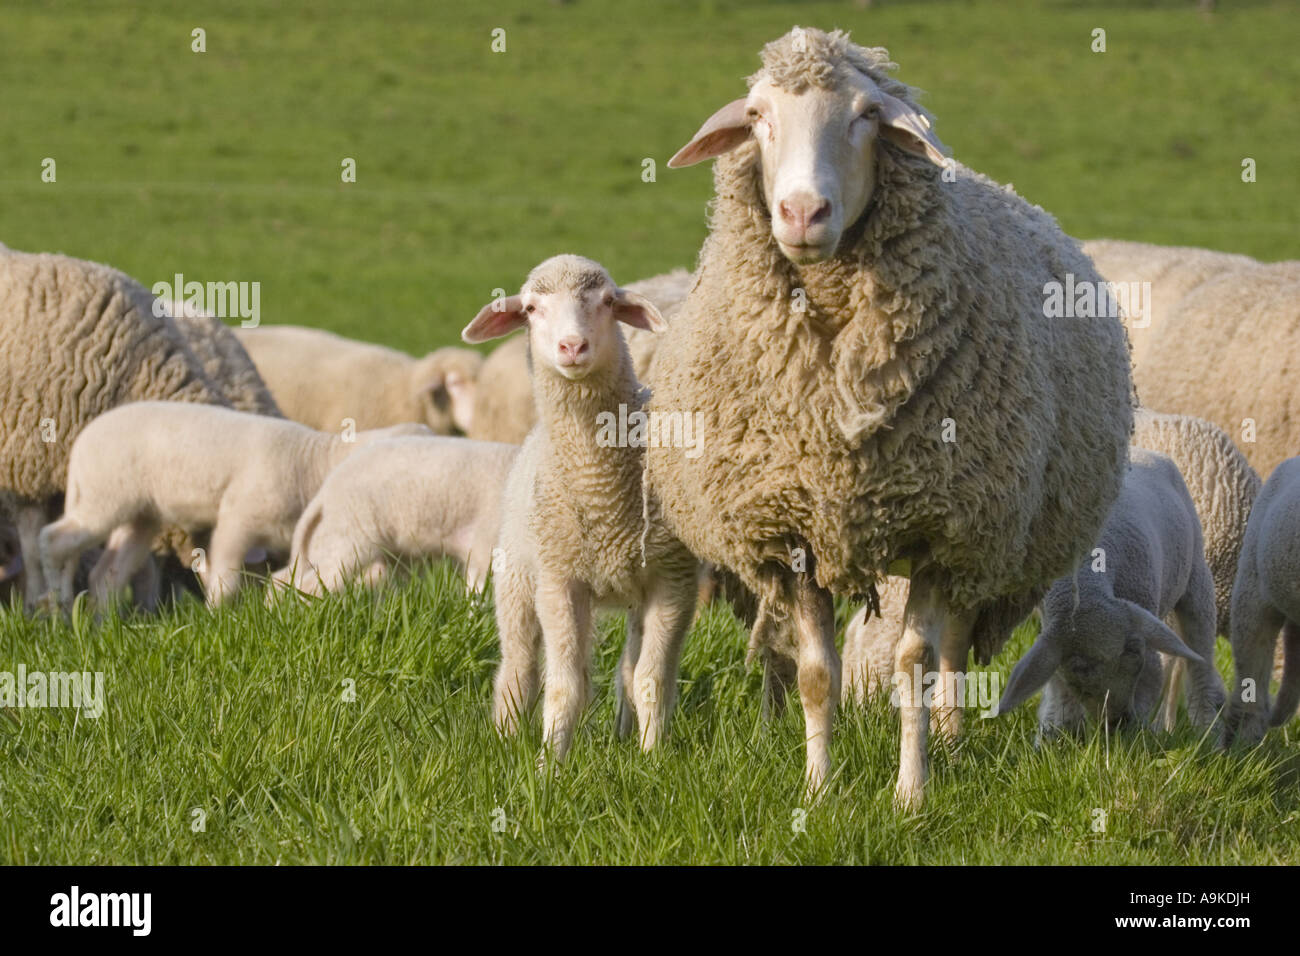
[462,295,526,344]
[877,91,948,167]
[667,98,751,168]
[613,289,666,333]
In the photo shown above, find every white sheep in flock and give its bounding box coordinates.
[271,435,518,597]
[997,450,1226,740]
[38,402,429,608]
[644,28,1133,803]
[461,255,698,763]
[234,324,483,437]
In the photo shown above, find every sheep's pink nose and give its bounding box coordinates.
[777,194,832,233]
[557,336,590,365]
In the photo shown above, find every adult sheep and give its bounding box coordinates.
[645,28,1133,804]
[0,246,229,607]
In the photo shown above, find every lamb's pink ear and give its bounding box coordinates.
[612,289,666,333]
[877,91,948,167]
[462,295,526,344]
[667,98,752,168]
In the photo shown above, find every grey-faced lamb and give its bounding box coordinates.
[38,401,430,608]
[462,255,698,762]
[270,435,518,597]
[234,324,482,437]
[1226,457,1300,745]
[644,28,1134,803]
[998,450,1226,739]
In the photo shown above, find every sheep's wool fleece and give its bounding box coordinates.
[0,248,224,501]
[646,30,1133,661]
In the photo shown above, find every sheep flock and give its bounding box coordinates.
[5,26,1300,813]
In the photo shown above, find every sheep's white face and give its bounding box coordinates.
[521,281,626,382]
[668,71,947,266]
[747,75,880,264]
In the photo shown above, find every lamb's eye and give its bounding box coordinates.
[858,105,881,122]
[524,304,536,315]
[603,294,615,307]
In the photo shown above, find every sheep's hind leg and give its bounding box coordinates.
[932,620,972,741]
[201,524,255,608]
[1270,622,1300,728]
[793,575,839,800]
[88,519,158,610]
[19,504,52,609]
[1227,580,1282,745]
[630,562,697,751]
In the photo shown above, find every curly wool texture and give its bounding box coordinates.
[646,30,1133,661]
[1131,409,1260,637]
[1134,264,1300,478]
[0,248,226,508]
[169,313,282,416]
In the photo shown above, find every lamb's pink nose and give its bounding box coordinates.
[557,336,590,365]
[777,193,831,235]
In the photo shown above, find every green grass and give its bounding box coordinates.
[1,0,1298,863]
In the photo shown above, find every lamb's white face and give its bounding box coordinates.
[522,281,624,382]
[747,75,880,264]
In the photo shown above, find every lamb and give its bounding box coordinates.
[1225,457,1300,745]
[0,247,230,608]
[644,28,1133,803]
[841,410,1259,711]
[462,255,698,762]
[997,450,1227,739]
[234,325,482,436]
[466,269,695,445]
[1132,264,1300,477]
[38,401,431,608]
[270,435,518,597]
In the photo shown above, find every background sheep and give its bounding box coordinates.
[39,401,431,607]
[998,450,1226,738]
[0,247,229,608]
[1226,457,1300,745]
[465,268,695,446]
[1132,264,1300,477]
[645,28,1133,803]
[271,435,518,597]
[463,255,698,763]
[234,324,482,436]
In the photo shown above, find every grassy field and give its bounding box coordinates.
[1,0,1298,864]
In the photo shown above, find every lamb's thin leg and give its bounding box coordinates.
[38,516,99,608]
[537,573,594,763]
[630,563,697,751]
[88,520,157,609]
[202,523,254,607]
[1228,577,1283,745]
[932,623,972,741]
[18,504,51,609]
[840,607,872,708]
[1270,622,1300,727]
[1173,562,1226,733]
[614,613,642,738]
[491,561,542,735]
[1157,658,1185,733]
[793,575,838,799]
[894,576,961,809]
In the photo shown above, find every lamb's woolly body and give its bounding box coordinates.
[40,401,429,605]
[646,33,1133,662]
[234,325,481,435]
[468,335,535,444]
[275,435,518,596]
[1227,457,1300,743]
[1082,239,1257,367]
[1005,450,1225,735]
[1133,265,1300,477]
[0,248,227,506]
[1131,409,1260,636]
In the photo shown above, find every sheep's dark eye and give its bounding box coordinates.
[603,295,614,307]
[524,304,536,315]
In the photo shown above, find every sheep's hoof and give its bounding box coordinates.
[32,591,64,618]
[893,776,925,812]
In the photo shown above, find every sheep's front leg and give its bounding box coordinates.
[630,562,697,750]
[894,577,971,809]
[1174,561,1227,735]
[88,519,157,609]
[761,646,798,720]
[18,504,51,609]
[932,621,972,741]
[614,613,642,738]
[793,575,838,799]
[202,523,255,607]
[537,573,594,764]
[37,515,98,609]
[1227,575,1282,745]
[491,558,541,734]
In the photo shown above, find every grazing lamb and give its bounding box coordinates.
[271,435,518,597]
[1226,457,1300,745]
[39,402,430,608]
[466,269,695,446]
[0,247,230,608]
[234,325,482,436]
[645,28,1133,803]
[997,450,1226,738]
[462,255,698,762]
